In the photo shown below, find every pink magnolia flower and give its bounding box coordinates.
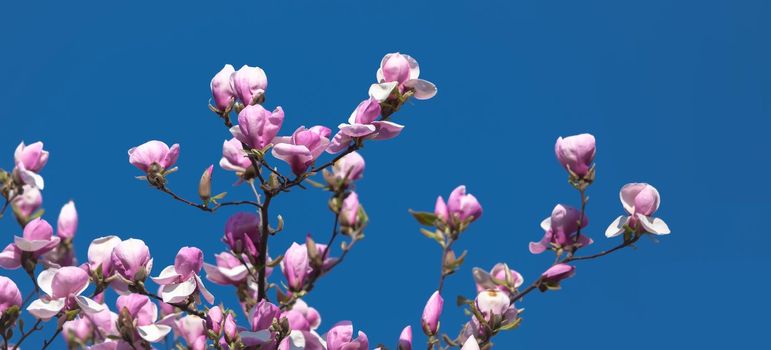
[210,64,237,111]
[279,330,326,350]
[240,300,281,347]
[222,212,261,256]
[555,133,596,178]
[281,242,310,292]
[220,138,253,176]
[89,305,119,338]
[461,336,481,350]
[62,315,94,345]
[529,204,592,254]
[606,183,670,237]
[128,140,180,173]
[328,151,365,185]
[372,52,437,101]
[0,276,21,316]
[204,251,249,286]
[472,263,524,295]
[326,321,369,350]
[115,293,173,343]
[399,325,412,350]
[0,244,21,270]
[152,247,214,305]
[57,200,78,239]
[287,299,321,330]
[421,291,443,335]
[110,238,153,282]
[230,104,284,150]
[27,266,105,320]
[174,315,207,350]
[335,98,405,142]
[339,192,360,228]
[14,217,60,256]
[435,186,482,229]
[272,125,331,175]
[206,305,224,335]
[223,312,238,343]
[87,236,122,276]
[232,65,268,106]
[11,185,42,218]
[475,290,511,321]
[541,264,576,284]
[15,141,49,172]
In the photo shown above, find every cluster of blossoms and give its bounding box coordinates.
[0,53,669,350]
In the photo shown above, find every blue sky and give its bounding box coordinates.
[1,0,769,348]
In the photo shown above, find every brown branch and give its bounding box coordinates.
[157,186,260,212]
[12,319,43,350]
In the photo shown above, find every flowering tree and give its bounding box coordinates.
[0,53,670,350]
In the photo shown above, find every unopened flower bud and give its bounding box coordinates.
[199,165,213,201]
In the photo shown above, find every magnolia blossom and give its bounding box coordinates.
[13,141,48,189]
[230,104,284,150]
[204,251,249,286]
[336,98,405,141]
[0,244,21,270]
[372,52,437,101]
[541,263,576,284]
[399,325,412,350]
[472,263,524,295]
[281,241,336,292]
[421,291,443,335]
[326,321,368,350]
[220,138,253,176]
[27,266,105,319]
[461,336,481,350]
[606,183,670,237]
[206,305,224,336]
[152,247,214,305]
[530,204,592,254]
[14,217,60,256]
[62,315,94,345]
[174,315,207,350]
[232,65,268,106]
[555,133,596,178]
[11,185,42,218]
[210,64,237,111]
[339,192,360,228]
[435,185,483,229]
[281,298,322,332]
[87,236,122,276]
[111,238,153,283]
[0,276,21,316]
[57,200,78,239]
[127,140,180,173]
[279,330,326,350]
[240,300,281,347]
[475,290,511,321]
[272,125,331,175]
[327,151,365,185]
[223,212,261,256]
[115,293,173,343]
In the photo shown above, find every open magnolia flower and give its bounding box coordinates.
[27,266,105,320]
[128,140,180,174]
[371,52,437,101]
[605,183,670,237]
[272,125,331,175]
[203,251,250,286]
[472,263,524,295]
[529,204,592,254]
[115,293,175,343]
[219,138,254,180]
[13,218,60,256]
[13,141,49,189]
[151,247,214,305]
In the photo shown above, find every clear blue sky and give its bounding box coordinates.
[1,1,768,348]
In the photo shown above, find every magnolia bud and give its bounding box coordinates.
[199,165,213,201]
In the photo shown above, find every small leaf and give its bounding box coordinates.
[211,192,228,201]
[409,210,438,226]
[267,255,284,268]
[498,318,523,331]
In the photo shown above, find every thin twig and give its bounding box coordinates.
[40,324,63,350]
[13,319,43,350]
[158,186,260,212]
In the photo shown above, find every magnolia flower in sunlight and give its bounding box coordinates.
[399,325,412,350]
[27,266,105,319]
[541,263,576,284]
[240,300,281,348]
[529,204,592,254]
[14,218,60,256]
[461,336,481,350]
[232,65,268,106]
[11,185,42,218]
[0,276,21,317]
[174,315,207,350]
[337,98,404,140]
[281,241,337,292]
[605,183,670,237]
[57,200,78,239]
[111,238,153,282]
[435,185,483,230]
[279,330,326,350]
[272,125,332,175]
[152,247,214,305]
[555,133,596,178]
[339,192,361,228]
[371,52,437,101]
[127,140,180,173]
[220,138,254,178]
[421,291,443,336]
[472,263,524,295]
[0,244,21,270]
[222,212,261,256]
[87,235,122,277]
[231,104,284,150]
[13,141,49,189]
[203,251,249,286]
[326,321,369,350]
[326,151,365,186]
[62,315,94,345]
[210,64,237,111]
[475,289,511,321]
[287,299,322,330]
[115,293,174,343]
